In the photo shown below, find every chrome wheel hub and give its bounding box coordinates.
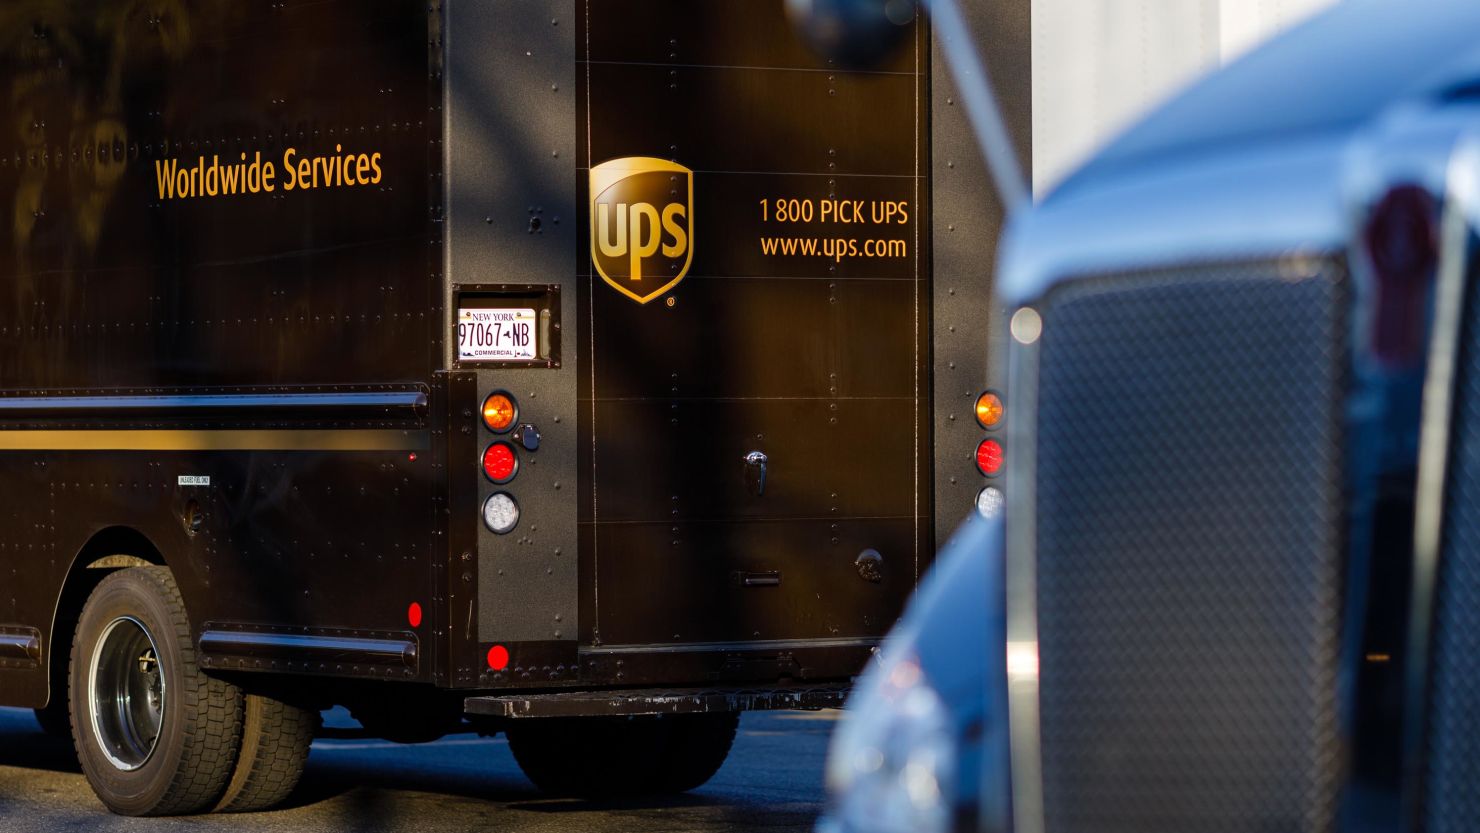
[89,616,165,771]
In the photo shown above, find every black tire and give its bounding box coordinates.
[506,712,739,797]
[214,694,319,813]
[656,712,739,792]
[70,566,244,816]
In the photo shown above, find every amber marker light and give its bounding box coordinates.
[482,392,518,433]
[975,391,1004,429]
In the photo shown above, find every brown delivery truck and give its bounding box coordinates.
[0,0,1026,815]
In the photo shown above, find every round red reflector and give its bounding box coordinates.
[487,644,510,671]
[407,602,423,629]
[976,439,1004,477]
[482,392,518,433]
[482,442,518,483]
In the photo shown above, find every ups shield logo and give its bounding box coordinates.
[590,157,693,304]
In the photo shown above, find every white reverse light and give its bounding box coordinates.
[975,486,1004,519]
[482,492,520,535]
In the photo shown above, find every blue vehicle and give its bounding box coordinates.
[819,514,1004,833]
[820,2,1480,832]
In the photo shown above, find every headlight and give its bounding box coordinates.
[821,648,956,833]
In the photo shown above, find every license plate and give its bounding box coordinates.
[458,308,537,362]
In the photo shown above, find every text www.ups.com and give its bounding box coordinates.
[759,236,909,261]
[756,196,910,263]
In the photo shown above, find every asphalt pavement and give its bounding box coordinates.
[0,706,837,832]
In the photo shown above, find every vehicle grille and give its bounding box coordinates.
[1425,262,1480,833]
[1030,260,1347,833]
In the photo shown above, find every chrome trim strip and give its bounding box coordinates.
[199,630,419,669]
[0,429,429,452]
[0,392,426,413]
[1403,134,1480,828]
[1004,309,1045,833]
[0,390,429,423]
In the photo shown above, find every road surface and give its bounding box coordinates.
[0,706,836,832]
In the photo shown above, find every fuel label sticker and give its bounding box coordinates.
[458,308,538,362]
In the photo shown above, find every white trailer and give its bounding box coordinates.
[1032,0,1339,192]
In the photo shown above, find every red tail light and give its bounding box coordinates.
[976,438,1003,477]
[482,442,518,483]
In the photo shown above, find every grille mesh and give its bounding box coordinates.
[1032,261,1346,833]
[1425,261,1480,833]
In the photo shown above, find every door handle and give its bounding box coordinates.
[743,450,768,496]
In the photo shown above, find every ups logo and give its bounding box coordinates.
[590,157,693,304]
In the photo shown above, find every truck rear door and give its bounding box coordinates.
[577,3,931,649]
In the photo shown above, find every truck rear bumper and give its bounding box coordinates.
[573,637,877,688]
[464,682,850,718]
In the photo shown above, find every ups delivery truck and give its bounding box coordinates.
[0,0,1027,816]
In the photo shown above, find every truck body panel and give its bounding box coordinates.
[0,0,1029,711]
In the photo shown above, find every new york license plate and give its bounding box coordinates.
[458,308,537,362]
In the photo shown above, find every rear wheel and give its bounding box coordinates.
[506,712,739,797]
[214,694,319,813]
[71,567,244,816]
[656,711,740,792]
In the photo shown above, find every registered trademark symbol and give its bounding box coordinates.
[665,296,676,308]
